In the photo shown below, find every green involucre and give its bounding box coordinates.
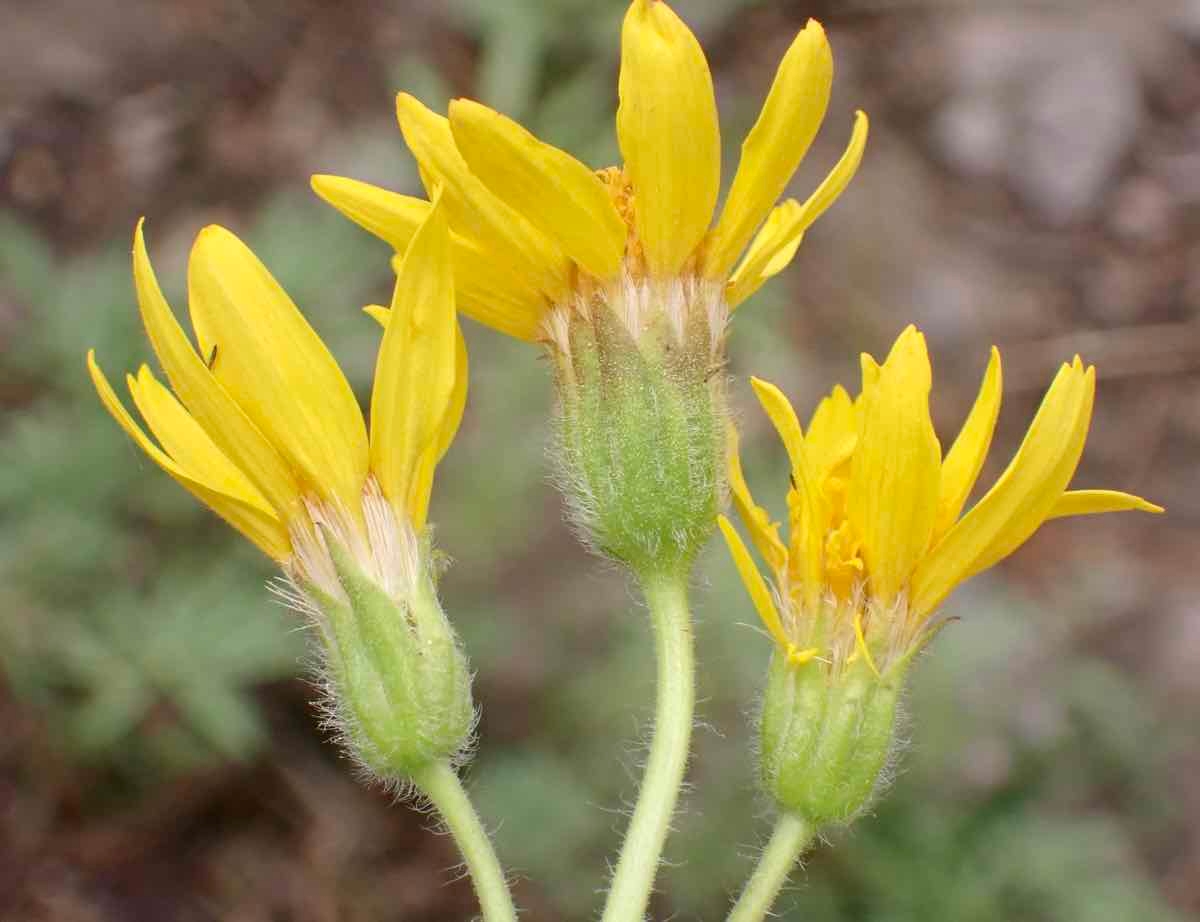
[317,537,474,779]
[760,652,902,825]
[554,300,725,578]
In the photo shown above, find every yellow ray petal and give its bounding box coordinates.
[911,359,1095,617]
[406,324,470,532]
[726,111,868,308]
[128,365,272,513]
[314,175,546,340]
[432,322,469,465]
[448,99,627,280]
[390,243,546,343]
[848,326,942,604]
[367,302,470,461]
[130,221,301,519]
[363,305,469,528]
[725,201,804,308]
[617,0,720,277]
[310,175,432,253]
[370,197,458,524]
[805,384,856,476]
[186,225,369,513]
[750,377,823,603]
[88,352,291,560]
[1046,489,1163,520]
[718,515,791,651]
[704,20,832,279]
[376,280,541,350]
[933,346,1002,540]
[859,351,880,398]
[727,423,787,573]
[396,93,570,300]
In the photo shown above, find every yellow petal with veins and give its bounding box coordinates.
[432,324,470,465]
[719,515,791,652]
[725,201,804,308]
[187,225,369,513]
[128,365,272,513]
[933,346,1002,540]
[314,174,545,339]
[911,359,1095,617]
[88,351,291,560]
[130,221,301,519]
[726,111,868,308]
[1046,489,1163,520]
[406,323,470,531]
[704,20,832,279]
[449,98,627,280]
[617,0,720,277]
[363,303,469,529]
[370,197,458,525]
[394,246,544,342]
[848,326,941,605]
[310,175,432,252]
[396,93,570,301]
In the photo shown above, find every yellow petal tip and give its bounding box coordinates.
[363,304,390,328]
[799,18,829,49]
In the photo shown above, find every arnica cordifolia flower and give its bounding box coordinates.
[87,200,475,780]
[719,325,1163,825]
[311,0,866,576]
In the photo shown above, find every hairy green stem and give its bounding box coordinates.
[727,812,815,922]
[600,573,696,922]
[413,760,518,922]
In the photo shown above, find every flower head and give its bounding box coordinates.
[313,1,864,575]
[721,325,1161,823]
[88,201,474,777]
[311,0,866,351]
[720,325,1163,679]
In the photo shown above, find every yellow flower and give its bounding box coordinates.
[311,0,867,350]
[719,325,1163,677]
[87,200,467,603]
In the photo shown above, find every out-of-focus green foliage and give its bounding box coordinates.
[0,199,381,781]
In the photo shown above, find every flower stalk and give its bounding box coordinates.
[601,572,695,922]
[412,760,520,922]
[726,812,815,922]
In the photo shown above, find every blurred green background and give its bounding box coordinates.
[1,0,1197,919]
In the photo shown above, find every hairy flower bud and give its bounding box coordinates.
[315,534,474,779]
[551,278,726,576]
[759,652,901,824]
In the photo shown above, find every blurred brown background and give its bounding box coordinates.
[1,0,1197,920]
